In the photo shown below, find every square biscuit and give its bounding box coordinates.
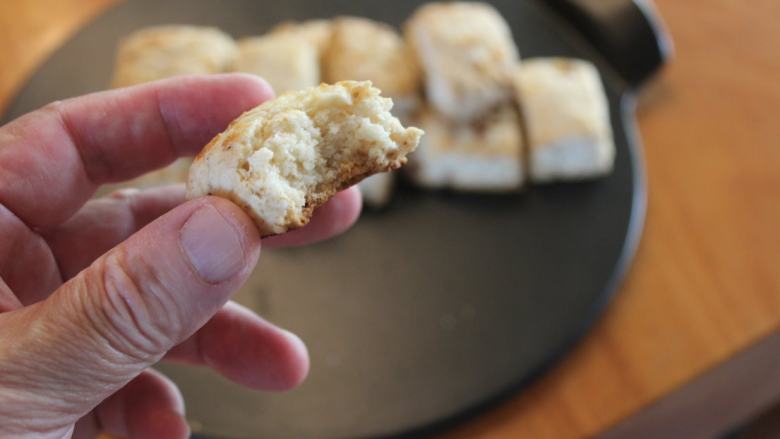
[270,19,333,57]
[112,25,237,88]
[405,2,519,122]
[409,106,525,192]
[512,58,615,182]
[234,34,319,94]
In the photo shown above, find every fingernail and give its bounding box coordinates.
[180,204,245,283]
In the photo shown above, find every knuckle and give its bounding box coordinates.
[81,249,187,362]
[40,100,64,114]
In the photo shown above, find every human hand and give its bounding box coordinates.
[0,74,361,439]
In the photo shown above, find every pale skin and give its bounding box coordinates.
[0,74,362,438]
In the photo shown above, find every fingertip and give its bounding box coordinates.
[262,186,363,248]
[156,74,276,157]
[309,186,363,239]
[220,72,276,101]
[274,330,310,391]
[243,327,309,392]
[175,197,261,287]
[128,409,190,439]
[200,195,262,246]
[339,185,363,228]
[194,303,309,391]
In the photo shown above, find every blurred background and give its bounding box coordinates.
[1,1,779,438]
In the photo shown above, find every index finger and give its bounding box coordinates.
[0,73,273,229]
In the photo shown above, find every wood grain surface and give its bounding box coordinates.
[1,1,779,438]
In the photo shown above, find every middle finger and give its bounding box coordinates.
[45,185,363,280]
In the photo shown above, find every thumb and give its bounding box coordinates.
[0,196,260,428]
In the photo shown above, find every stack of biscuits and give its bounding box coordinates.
[110,1,616,207]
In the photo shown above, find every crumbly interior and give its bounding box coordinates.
[258,84,407,204]
[189,81,422,234]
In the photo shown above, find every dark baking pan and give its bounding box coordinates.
[2,0,670,437]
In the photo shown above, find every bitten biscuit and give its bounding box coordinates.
[187,81,423,235]
[512,58,615,182]
[111,25,237,87]
[323,17,420,104]
[409,106,524,191]
[270,19,333,56]
[405,2,519,122]
[234,34,319,94]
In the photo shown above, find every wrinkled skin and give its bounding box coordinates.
[0,74,361,439]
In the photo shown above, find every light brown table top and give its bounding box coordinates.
[2,1,779,438]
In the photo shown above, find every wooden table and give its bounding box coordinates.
[2,1,779,438]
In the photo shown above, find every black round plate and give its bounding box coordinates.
[3,1,646,438]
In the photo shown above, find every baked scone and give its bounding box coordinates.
[187,81,423,235]
[111,25,237,87]
[323,17,420,108]
[270,19,333,56]
[358,173,395,208]
[512,58,614,182]
[234,34,319,94]
[409,106,524,192]
[405,2,519,122]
